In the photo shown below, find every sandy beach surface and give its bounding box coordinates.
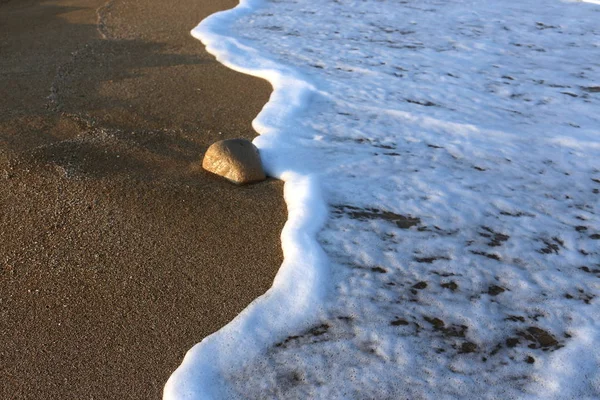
[0,0,286,398]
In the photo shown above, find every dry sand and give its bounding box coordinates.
[0,0,285,398]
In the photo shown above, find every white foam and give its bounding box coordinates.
[164,1,330,399]
[166,0,600,398]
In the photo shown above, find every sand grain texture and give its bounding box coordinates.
[0,0,284,399]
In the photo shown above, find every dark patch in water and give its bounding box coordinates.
[459,342,477,354]
[582,86,600,93]
[441,281,458,291]
[414,256,450,263]
[424,317,469,339]
[539,239,560,254]
[275,323,331,348]
[517,327,560,351]
[406,99,438,107]
[487,285,506,296]
[391,318,409,326]
[308,324,330,337]
[424,316,445,329]
[565,289,595,304]
[412,281,428,290]
[480,226,510,247]
[579,266,600,275]
[561,92,579,98]
[333,204,420,229]
[470,251,501,261]
[500,210,534,217]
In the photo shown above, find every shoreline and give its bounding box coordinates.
[165,2,331,398]
[170,0,600,398]
[0,0,286,399]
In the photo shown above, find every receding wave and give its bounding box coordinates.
[166,0,600,398]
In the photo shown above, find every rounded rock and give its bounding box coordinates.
[202,138,266,184]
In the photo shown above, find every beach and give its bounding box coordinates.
[0,0,286,399]
[4,0,600,398]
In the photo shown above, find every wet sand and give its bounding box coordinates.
[0,0,285,398]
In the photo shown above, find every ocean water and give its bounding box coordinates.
[165,0,600,398]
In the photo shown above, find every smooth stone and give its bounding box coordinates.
[202,138,266,184]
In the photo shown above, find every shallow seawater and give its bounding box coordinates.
[166,0,600,398]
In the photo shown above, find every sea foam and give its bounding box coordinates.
[166,0,600,398]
